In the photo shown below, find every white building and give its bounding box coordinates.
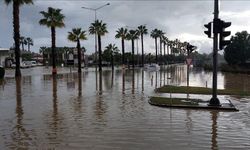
[0,48,11,67]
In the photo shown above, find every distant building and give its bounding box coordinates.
[0,48,12,67]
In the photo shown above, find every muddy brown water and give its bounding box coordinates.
[0,65,249,149]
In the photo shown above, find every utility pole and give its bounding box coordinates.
[210,0,220,106]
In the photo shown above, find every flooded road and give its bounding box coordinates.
[0,65,250,149]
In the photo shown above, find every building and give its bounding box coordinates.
[0,48,11,67]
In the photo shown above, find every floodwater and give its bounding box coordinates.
[0,65,249,149]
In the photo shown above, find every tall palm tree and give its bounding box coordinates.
[127,30,139,69]
[20,36,27,51]
[26,37,33,52]
[157,30,165,64]
[39,7,65,75]
[5,0,33,77]
[150,29,158,64]
[115,27,128,67]
[68,28,87,73]
[137,25,148,67]
[162,36,168,64]
[104,44,119,70]
[89,20,108,71]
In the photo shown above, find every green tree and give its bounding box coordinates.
[150,29,159,64]
[137,25,148,67]
[115,27,128,67]
[89,20,108,71]
[104,44,119,70]
[26,37,33,52]
[127,30,139,68]
[39,7,65,75]
[5,0,33,77]
[68,28,87,73]
[224,31,250,65]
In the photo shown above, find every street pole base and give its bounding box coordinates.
[52,68,57,75]
[209,97,221,107]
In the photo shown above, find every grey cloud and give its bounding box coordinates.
[1,0,250,54]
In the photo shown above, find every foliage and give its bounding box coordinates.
[68,28,87,42]
[103,44,119,63]
[224,31,250,65]
[89,20,108,36]
[21,53,32,61]
[39,7,65,28]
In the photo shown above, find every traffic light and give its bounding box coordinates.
[204,22,212,38]
[187,43,196,56]
[218,20,231,50]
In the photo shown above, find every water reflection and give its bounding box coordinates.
[1,66,250,149]
[10,78,30,148]
[224,73,250,92]
[132,69,135,94]
[142,70,144,92]
[122,70,125,94]
[211,111,218,150]
[78,73,82,97]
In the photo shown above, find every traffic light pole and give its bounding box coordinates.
[210,0,221,106]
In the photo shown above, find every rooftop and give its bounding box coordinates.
[0,48,10,51]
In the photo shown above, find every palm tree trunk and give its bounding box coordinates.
[51,26,57,75]
[132,39,135,69]
[28,44,30,52]
[122,38,125,66]
[77,39,81,73]
[111,52,114,70]
[13,2,21,77]
[141,34,144,67]
[160,37,162,65]
[167,45,169,55]
[155,38,158,64]
[164,43,166,65]
[98,34,102,71]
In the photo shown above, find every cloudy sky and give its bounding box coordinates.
[0,0,250,55]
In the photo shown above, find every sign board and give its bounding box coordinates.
[186,58,192,65]
[67,60,74,65]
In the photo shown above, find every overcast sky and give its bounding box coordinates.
[1,0,250,55]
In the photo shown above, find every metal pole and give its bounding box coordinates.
[94,10,98,69]
[210,0,220,106]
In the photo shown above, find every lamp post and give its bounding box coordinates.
[81,3,110,66]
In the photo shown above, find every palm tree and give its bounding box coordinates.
[104,44,119,70]
[137,25,148,67]
[39,7,65,75]
[89,20,108,71]
[162,36,168,64]
[26,37,33,52]
[68,28,87,73]
[157,30,165,65]
[127,30,139,69]
[150,29,158,64]
[20,36,27,51]
[115,27,128,67]
[4,0,33,77]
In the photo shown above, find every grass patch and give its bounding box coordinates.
[156,85,250,96]
[149,97,202,106]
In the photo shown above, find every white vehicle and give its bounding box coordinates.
[144,63,160,71]
[30,61,37,67]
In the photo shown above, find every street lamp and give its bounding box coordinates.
[81,3,110,66]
